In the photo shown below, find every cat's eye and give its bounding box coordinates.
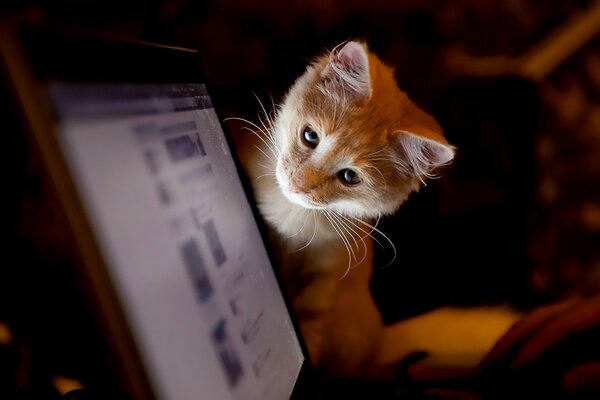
[338,169,360,185]
[302,126,320,148]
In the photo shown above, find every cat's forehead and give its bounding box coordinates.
[304,99,390,147]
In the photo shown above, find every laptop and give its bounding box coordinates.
[0,22,317,400]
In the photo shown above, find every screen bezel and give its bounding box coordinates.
[1,24,316,400]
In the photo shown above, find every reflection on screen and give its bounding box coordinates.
[48,83,304,400]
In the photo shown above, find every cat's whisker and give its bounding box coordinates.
[368,157,405,167]
[322,211,353,279]
[364,157,390,162]
[364,149,392,178]
[331,99,337,129]
[285,210,310,238]
[334,213,377,263]
[223,116,265,133]
[328,211,362,265]
[341,101,351,122]
[256,114,278,154]
[338,263,353,280]
[224,116,279,159]
[335,101,349,131]
[241,126,279,161]
[252,93,280,157]
[291,210,319,253]
[325,212,361,280]
[351,216,397,267]
[361,164,387,185]
[337,213,376,242]
[268,93,277,114]
[337,213,384,250]
[268,97,281,137]
[254,171,275,181]
[313,209,319,237]
[257,162,275,171]
[330,100,350,131]
[364,148,388,158]
[234,118,277,153]
[252,144,276,164]
[332,211,368,267]
[252,93,273,127]
[374,213,381,231]
[328,212,357,251]
[325,210,357,263]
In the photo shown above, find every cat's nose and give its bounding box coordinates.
[289,176,309,193]
[289,171,317,193]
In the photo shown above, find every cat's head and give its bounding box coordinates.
[274,41,454,219]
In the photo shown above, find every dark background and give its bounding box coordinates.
[1,0,599,398]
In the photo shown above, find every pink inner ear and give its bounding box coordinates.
[397,132,455,177]
[326,41,372,100]
[425,140,454,165]
[335,41,369,72]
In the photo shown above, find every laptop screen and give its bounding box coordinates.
[46,82,304,400]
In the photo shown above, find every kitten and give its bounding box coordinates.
[238,41,517,379]
[250,41,454,246]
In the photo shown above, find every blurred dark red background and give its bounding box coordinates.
[1,0,599,398]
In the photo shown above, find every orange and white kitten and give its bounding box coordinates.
[240,41,518,379]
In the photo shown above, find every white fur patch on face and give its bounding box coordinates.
[309,134,336,164]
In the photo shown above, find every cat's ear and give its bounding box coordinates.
[393,104,454,177]
[396,132,454,177]
[321,41,372,101]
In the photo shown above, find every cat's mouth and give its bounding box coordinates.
[280,182,326,209]
[284,191,326,210]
